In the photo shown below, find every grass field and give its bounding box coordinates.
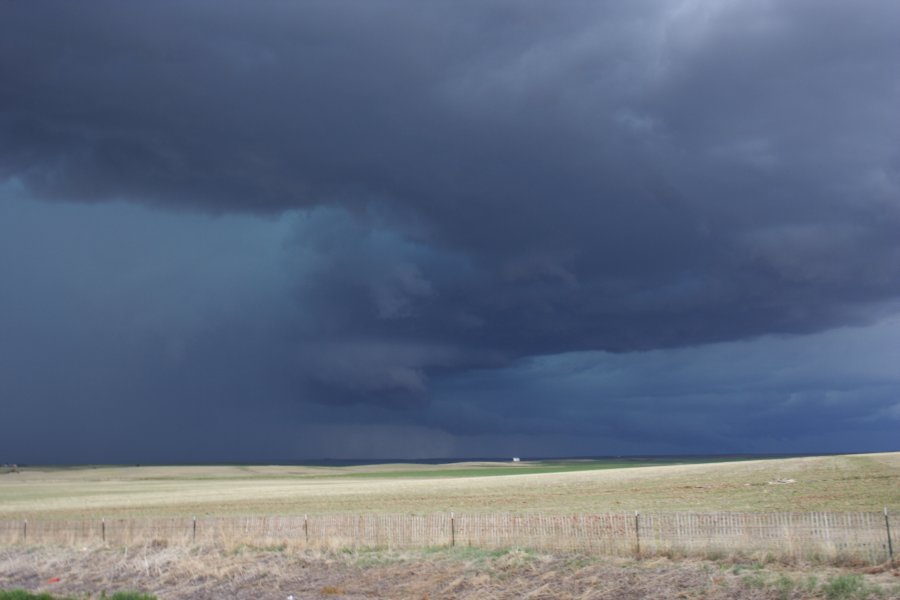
[2,545,899,600]
[1,453,898,520]
[2,453,899,599]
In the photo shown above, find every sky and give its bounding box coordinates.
[1,1,899,462]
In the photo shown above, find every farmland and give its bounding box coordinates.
[1,453,898,520]
[2,453,900,599]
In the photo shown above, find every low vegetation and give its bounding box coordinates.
[0,593,155,600]
[1,453,898,519]
[1,453,898,598]
[1,545,897,599]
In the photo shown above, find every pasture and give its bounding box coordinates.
[0,453,900,519]
[1,453,898,520]
[2,453,900,599]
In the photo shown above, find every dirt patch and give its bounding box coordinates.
[1,545,898,600]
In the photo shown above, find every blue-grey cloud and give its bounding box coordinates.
[1,1,899,459]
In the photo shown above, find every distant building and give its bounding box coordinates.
[512,457,521,462]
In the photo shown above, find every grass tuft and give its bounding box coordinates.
[0,593,156,600]
[0,592,67,600]
[774,574,795,600]
[822,574,879,600]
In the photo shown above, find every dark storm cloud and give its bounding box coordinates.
[3,0,900,421]
[424,316,900,454]
[2,191,899,462]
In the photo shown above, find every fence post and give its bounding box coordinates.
[450,512,455,547]
[101,518,106,543]
[23,520,26,544]
[634,512,641,559]
[192,516,197,544]
[885,508,895,568]
[304,514,309,545]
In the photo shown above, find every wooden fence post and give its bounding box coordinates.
[192,516,197,543]
[885,508,895,568]
[304,514,309,545]
[450,512,455,547]
[634,512,641,559]
[22,520,26,544]
[101,518,106,543]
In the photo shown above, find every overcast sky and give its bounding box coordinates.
[2,1,899,462]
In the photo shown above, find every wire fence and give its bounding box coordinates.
[0,510,896,564]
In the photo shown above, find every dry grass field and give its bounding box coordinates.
[1,453,898,520]
[2,453,899,599]
[2,545,899,600]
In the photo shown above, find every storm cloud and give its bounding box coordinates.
[1,1,899,460]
